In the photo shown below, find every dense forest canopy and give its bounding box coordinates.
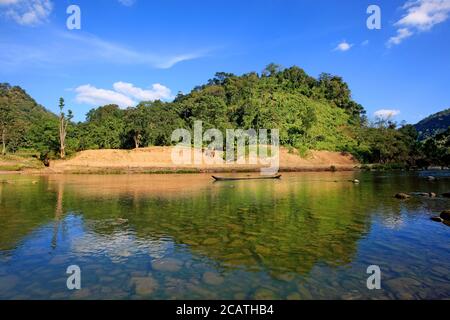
[0,64,449,167]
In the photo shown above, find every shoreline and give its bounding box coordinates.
[0,165,359,175]
[1,147,359,175]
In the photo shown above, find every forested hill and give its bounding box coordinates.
[414,108,450,140]
[72,64,367,154]
[0,83,56,122]
[1,65,448,167]
[0,83,58,152]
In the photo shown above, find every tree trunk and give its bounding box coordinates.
[134,134,139,149]
[59,117,65,159]
[1,127,6,156]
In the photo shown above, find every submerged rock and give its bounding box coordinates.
[202,272,224,286]
[410,192,429,197]
[71,288,91,299]
[202,238,220,245]
[131,276,158,296]
[394,193,410,199]
[253,288,277,300]
[0,275,19,292]
[440,210,450,221]
[286,292,301,300]
[152,258,183,272]
[411,192,437,198]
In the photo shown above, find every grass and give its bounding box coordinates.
[0,164,23,171]
[0,152,44,171]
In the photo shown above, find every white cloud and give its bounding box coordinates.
[1,0,53,26]
[75,85,135,108]
[58,32,206,69]
[361,40,369,46]
[388,0,450,46]
[75,82,172,108]
[397,0,450,30]
[113,82,172,101]
[334,41,353,52]
[374,109,401,119]
[387,28,414,47]
[0,0,20,5]
[0,31,207,70]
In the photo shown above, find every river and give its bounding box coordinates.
[0,171,449,299]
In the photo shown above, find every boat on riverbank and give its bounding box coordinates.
[212,174,282,181]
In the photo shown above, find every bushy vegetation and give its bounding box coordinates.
[0,64,448,168]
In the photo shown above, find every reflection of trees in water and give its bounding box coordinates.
[2,173,449,277]
[51,180,65,250]
[0,177,58,251]
[60,176,383,276]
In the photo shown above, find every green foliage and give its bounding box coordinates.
[0,83,59,156]
[1,65,448,168]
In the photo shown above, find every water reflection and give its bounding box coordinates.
[0,172,449,299]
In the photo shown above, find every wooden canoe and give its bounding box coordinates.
[212,174,282,181]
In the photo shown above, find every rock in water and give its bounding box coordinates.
[430,216,443,223]
[152,258,183,272]
[202,272,224,286]
[442,192,450,198]
[440,210,450,221]
[411,192,429,197]
[429,192,436,198]
[131,276,158,296]
[394,193,410,199]
[253,288,276,300]
[427,176,436,181]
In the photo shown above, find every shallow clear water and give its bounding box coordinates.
[0,171,449,300]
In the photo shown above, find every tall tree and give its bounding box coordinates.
[58,98,73,159]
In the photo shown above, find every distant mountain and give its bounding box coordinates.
[414,108,450,140]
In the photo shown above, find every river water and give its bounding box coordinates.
[0,171,449,299]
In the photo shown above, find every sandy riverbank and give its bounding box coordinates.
[1,147,358,174]
[47,147,357,174]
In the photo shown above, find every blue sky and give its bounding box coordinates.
[0,0,449,123]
